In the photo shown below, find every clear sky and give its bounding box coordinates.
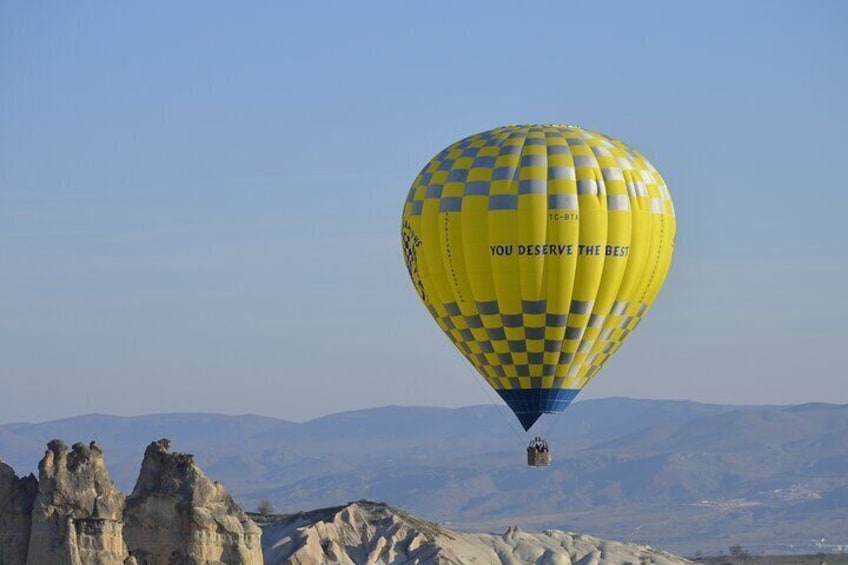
[2,1,846,424]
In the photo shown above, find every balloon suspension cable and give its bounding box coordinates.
[535,386,582,444]
[536,412,559,442]
[459,358,529,449]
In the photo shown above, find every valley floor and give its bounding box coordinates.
[693,555,848,565]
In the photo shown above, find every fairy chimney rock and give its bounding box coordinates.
[26,439,129,564]
[123,439,262,564]
[0,459,38,565]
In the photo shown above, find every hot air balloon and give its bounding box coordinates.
[400,125,675,464]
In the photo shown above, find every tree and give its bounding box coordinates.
[256,499,275,516]
[728,545,751,564]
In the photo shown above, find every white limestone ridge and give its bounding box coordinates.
[257,500,692,565]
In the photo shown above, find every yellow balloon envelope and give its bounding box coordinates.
[401,125,675,430]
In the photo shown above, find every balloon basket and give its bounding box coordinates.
[526,437,551,467]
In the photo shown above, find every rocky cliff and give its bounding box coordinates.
[124,439,262,565]
[0,439,260,565]
[258,500,692,565]
[0,458,37,565]
[26,440,129,565]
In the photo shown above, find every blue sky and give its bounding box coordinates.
[2,1,846,423]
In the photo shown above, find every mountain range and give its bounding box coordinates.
[1,398,845,556]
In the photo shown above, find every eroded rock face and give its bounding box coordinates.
[260,501,458,565]
[26,440,130,565]
[123,439,262,565]
[0,459,37,565]
[259,500,693,565]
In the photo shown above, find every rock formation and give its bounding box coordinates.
[123,439,262,565]
[2,438,696,564]
[1,439,259,564]
[258,500,693,565]
[0,458,37,565]
[26,440,130,565]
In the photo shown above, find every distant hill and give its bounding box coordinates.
[1,398,846,556]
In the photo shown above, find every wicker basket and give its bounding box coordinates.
[527,448,552,466]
